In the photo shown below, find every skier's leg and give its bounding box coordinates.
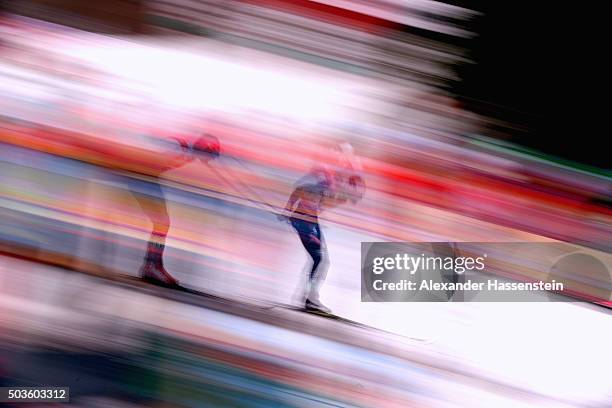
[293,219,330,311]
[304,223,329,309]
[129,179,178,286]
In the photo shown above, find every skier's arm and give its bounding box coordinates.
[286,187,303,211]
[160,137,195,172]
[278,187,302,221]
[322,192,348,209]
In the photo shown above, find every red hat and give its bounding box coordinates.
[193,133,220,157]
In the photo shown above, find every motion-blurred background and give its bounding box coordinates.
[0,1,610,407]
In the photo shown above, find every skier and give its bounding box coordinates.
[279,142,365,313]
[128,133,220,288]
